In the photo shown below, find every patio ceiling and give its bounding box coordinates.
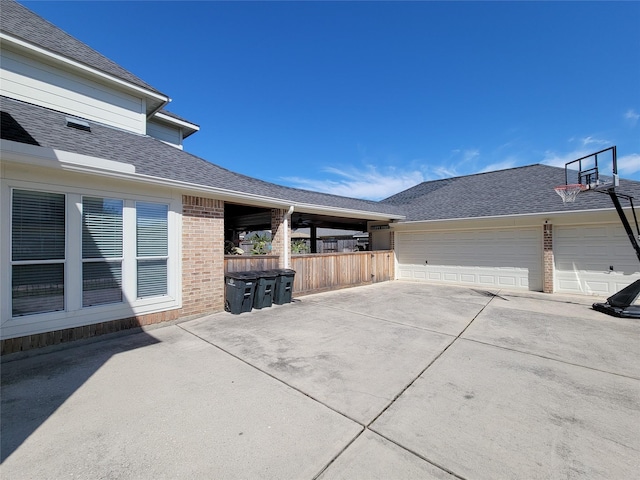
[225,203,369,233]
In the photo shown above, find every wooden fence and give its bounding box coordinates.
[224,255,280,273]
[292,250,394,296]
[224,250,394,296]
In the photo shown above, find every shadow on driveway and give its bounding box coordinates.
[1,331,160,462]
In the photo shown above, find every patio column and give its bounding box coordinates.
[271,208,292,268]
[310,225,318,253]
[182,195,225,315]
[543,222,554,293]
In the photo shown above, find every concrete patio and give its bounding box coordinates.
[2,281,639,479]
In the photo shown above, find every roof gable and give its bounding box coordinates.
[0,0,166,110]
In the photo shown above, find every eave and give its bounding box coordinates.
[0,139,404,222]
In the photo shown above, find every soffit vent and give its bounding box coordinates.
[65,117,91,132]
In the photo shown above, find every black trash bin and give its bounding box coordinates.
[272,269,296,305]
[225,271,258,314]
[253,270,278,309]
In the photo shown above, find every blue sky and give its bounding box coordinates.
[23,1,640,200]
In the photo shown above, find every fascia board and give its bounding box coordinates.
[392,208,626,229]
[293,203,405,221]
[0,33,169,104]
[1,140,403,220]
[152,112,200,132]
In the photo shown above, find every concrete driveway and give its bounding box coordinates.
[2,281,639,479]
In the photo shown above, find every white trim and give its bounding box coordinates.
[1,139,135,174]
[0,33,169,104]
[152,112,200,132]
[392,208,623,227]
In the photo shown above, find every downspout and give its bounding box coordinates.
[284,206,294,269]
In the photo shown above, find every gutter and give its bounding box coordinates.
[284,206,294,268]
[392,207,634,228]
[390,207,631,230]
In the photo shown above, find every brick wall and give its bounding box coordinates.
[181,195,225,316]
[543,223,554,293]
[2,195,226,355]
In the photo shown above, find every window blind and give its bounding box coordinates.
[136,202,168,298]
[82,197,123,259]
[12,190,65,261]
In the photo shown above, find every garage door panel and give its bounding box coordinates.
[396,228,542,291]
[554,225,640,295]
[584,281,610,295]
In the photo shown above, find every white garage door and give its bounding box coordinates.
[396,228,542,291]
[554,224,640,295]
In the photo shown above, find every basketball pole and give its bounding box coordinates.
[606,188,640,263]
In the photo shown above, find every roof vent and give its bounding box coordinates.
[65,117,91,132]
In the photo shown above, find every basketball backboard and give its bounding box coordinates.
[562,146,619,191]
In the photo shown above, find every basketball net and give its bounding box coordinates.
[554,184,586,203]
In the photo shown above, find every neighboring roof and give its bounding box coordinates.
[0,0,166,99]
[382,164,640,221]
[0,96,403,218]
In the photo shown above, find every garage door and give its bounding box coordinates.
[554,224,640,295]
[396,228,542,291]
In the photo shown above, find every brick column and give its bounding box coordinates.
[543,223,554,293]
[181,196,225,316]
[271,208,291,268]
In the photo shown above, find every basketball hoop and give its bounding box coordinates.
[554,184,586,203]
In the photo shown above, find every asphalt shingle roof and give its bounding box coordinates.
[0,0,164,97]
[0,96,403,217]
[382,164,640,221]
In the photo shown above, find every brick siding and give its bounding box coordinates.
[270,208,291,268]
[543,223,554,293]
[181,195,225,317]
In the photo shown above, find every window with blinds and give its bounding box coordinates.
[136,202,168,298]
[11,190,66,316]
[9,189,175,321]
[82,197,123,307]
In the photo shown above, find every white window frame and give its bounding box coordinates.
[1,180,182,339]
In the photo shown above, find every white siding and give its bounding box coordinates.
[396,228,543,291]
[554,224,640,295]
[146,120,183,149]
[0,48,146,134]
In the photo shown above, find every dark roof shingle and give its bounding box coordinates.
[0,96,403,217]
[382,165,640,221]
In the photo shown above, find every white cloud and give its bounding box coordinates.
[624,109,639,126]
[581,136,609,147]
[617,153,640,176]
[541,147,638,181]
[479,158,519,173]
[282,165,424,201]
[432,165,458,178]
[462,149,480,162]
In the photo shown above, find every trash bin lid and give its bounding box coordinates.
[253,270,278,279]
[225,271,258,280]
